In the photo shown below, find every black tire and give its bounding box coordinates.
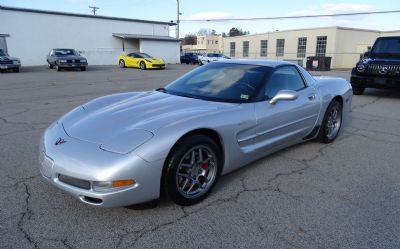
[80,67,86,71]
[140,61,146,70]
[163,134,221,206]
[13,68,20,73]
[119,60,125,68]
[56,65,62,72]
[317,100,343,144]
[48,63,54,69]
[352,85,365,95]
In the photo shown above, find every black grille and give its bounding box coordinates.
[66,59,80,63]
[58,174,90,189]
[366,64,400,76]
[0,60,13,65]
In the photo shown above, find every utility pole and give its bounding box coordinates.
[89,6,100,15]
[176,0,181,39]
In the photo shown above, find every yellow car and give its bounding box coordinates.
[118,52,165,70]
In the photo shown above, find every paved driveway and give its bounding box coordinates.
[1,65,399,249]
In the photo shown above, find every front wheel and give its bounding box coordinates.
[119,60,125,68]
[140,61,146,70]
[317,100,343,143]
[13,68,20,73]
[352,86,365,95]
[55,64,61,72]
[163,135,221,206]
[80,67,86,71]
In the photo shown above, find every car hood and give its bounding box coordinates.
[56,55,86,60]
[146,58,164,63]
[61,91,236,153]
[0,56,19,61]
[362,57,400,64]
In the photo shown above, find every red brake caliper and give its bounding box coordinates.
[201,163,209,170]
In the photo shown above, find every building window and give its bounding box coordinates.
[208,40,210,45]
[216,40,218,44]
[297,37,307,58]
[243,41,249,57]
[260,40,268,57]
[316,36,327,57]
[230,42,236,57]
[276,39,285,56]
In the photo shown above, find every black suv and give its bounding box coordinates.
[351,36,400,95]
[180,53,198,64]
[0,49,21,73]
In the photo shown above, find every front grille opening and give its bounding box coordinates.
[83,196,103,204]
[58,174,90,190]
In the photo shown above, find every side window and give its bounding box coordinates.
[265,66,306,99]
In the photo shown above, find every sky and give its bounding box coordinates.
[1,0,400,37]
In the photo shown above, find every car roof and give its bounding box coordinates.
[214,59,296,68]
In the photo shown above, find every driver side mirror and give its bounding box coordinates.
[269,90,298,104]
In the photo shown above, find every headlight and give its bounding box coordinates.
[59,59,67,63]
[145,59,152,63]
[356,64,366,72]
[81,59,87,63]
[92,179,136,192]
[13,60,20,64]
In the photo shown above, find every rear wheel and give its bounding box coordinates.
[13,68,20,73]
[140,61,146,70]
[352,86,365,95]
[80,67,86,71]
[119,60,125,68]
[317,100,342,143]
[163,135,221,206]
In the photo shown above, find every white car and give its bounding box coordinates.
[198,53,230,65]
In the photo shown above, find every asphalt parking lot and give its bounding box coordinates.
[1,64,400,249]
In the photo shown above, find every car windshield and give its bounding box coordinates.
[54,49,77,56]
[164,63,271,103]
[139,53,154,59]
[372,38,400,57]
[0,49,6,56]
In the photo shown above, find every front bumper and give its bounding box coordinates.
[351,73,400,89]
[58,62,88,68]
[39,122,163,207]
[0,63,20,69]
[148,63,165,69]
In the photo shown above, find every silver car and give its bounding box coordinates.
[40,60,352,207]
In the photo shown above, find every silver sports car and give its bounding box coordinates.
[40,60,352,207]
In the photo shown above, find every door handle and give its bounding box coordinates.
[308,93,316,100]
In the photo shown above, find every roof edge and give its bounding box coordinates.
[0,5,176,26]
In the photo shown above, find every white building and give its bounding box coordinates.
[0,5,180,66]
[182,35,223,53]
